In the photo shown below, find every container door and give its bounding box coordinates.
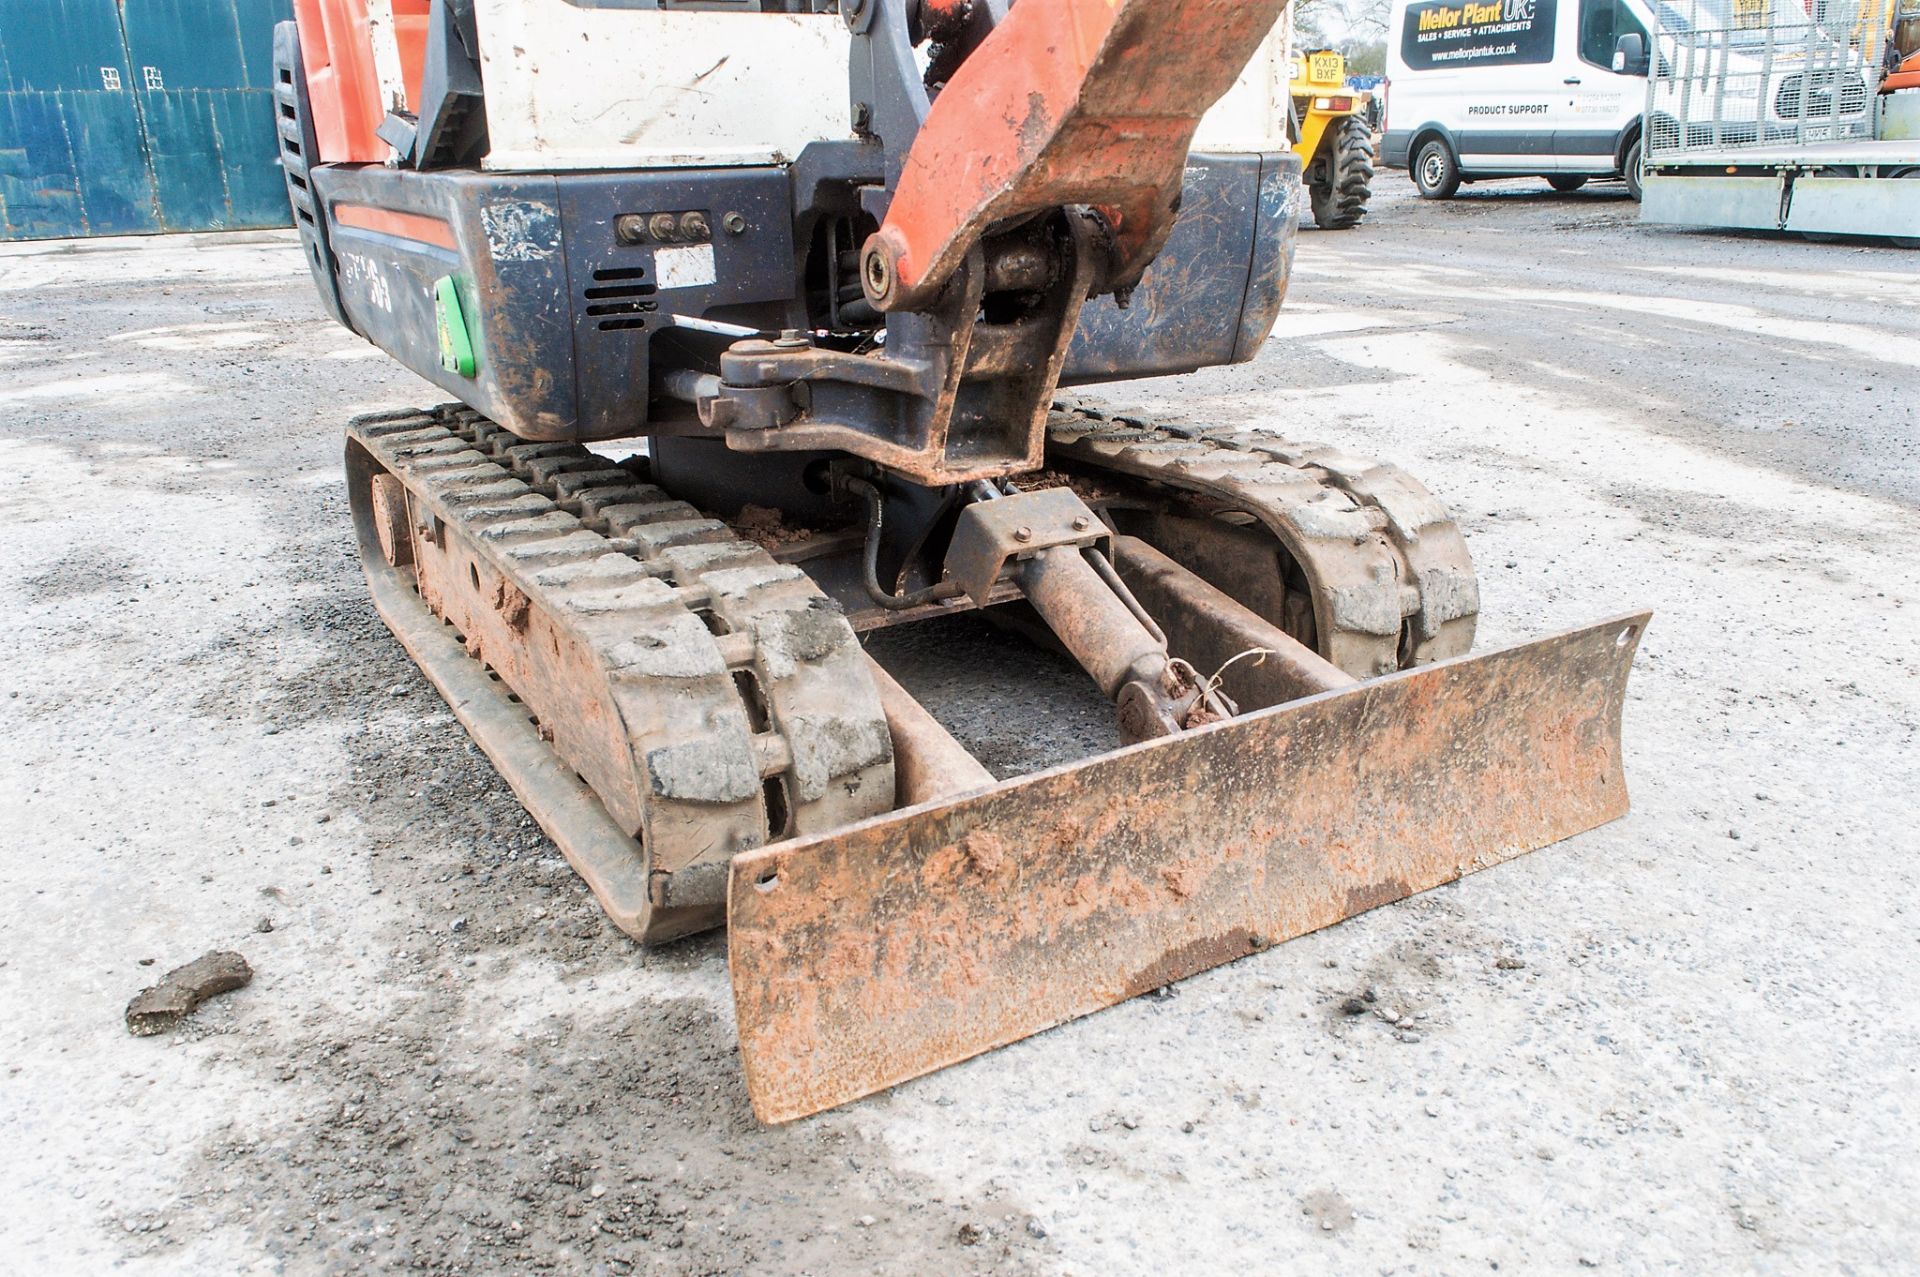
[0,0,160,238]
[118,0,295,230]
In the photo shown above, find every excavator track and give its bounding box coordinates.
[345,405,894,944]
[345,400,1486,949]
[1046,402,1479,677]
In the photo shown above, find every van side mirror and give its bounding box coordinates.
[1612,32,1649,75]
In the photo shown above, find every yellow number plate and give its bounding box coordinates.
[1309,52,1345,84]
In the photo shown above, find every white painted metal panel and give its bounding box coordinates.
[366,0,411,118]
[1640,175,1784,231]
[473,1,858,170]
[473,5,1292,170]
[1784,177,1920,240]
[1192,26,1293,154]
[1885,92,1920,142]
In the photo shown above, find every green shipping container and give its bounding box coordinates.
[0,0,295,240]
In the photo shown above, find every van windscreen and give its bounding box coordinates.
[1399,0,1559,69]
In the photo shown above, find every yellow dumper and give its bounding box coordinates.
[1290,48,1377,229]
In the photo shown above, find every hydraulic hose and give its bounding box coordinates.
[845,475,966,611]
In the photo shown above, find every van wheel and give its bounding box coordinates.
[1623,137,1645,202]
[1310,116,1376,228]
[1414,139,1461,200]
[1547,175,1588,192]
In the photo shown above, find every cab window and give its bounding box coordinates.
[1579,0,1650,68]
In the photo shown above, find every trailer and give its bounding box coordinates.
[1638,0,1920,245]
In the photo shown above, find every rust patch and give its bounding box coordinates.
[962,830,1008,875]
[491,579,530,631]
[1345,879,1413,915]
[1162,860,1204,900]
[1122,929,1259,1000]
[919,843,966,888]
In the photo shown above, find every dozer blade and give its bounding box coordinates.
[728,612,1649,1123]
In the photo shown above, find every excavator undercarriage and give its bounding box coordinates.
[287,0,1647,1121]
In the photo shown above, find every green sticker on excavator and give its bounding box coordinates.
[434,275,476,378]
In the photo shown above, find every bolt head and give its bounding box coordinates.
[1013,526,1033,543]
[614,213,646,244]
[861,244,895,307]
[647,213,680,243]
[1071,515,1091,532]
[722,211,747,236]
[678,210,711,242]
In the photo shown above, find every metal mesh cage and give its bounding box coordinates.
[1645,0,1892,156]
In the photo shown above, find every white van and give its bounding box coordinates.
[1382,0,1876,201]
[1382,0,1656,198]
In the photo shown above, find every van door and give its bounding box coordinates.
[1557,0,1649,170]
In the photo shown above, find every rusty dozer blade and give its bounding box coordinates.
[728,612,1649,1123]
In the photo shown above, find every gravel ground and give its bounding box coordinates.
[2,173,1916,1276]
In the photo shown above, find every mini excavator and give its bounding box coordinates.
[276,0,1647,1122]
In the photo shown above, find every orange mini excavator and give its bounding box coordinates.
[276,0,1648,1121]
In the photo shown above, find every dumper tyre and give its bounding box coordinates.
[1311,114,1376,227]
[1547,175,1588,192]
[1413,137,1461,200]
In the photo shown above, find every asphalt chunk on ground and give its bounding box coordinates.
[125,951,254,1037]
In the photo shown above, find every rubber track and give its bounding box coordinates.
[1047,402,1478,677]
[349,406,893,940]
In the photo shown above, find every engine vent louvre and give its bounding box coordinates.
[587,267,657,332]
